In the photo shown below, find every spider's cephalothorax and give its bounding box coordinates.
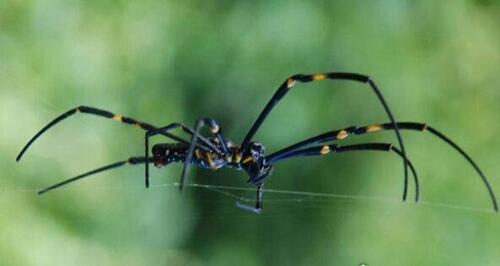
[239,142,274,184]
[17,72,498,213]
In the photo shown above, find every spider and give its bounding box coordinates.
[16,72,497,213]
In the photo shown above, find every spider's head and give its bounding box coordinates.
[242,142,273,184]
[249,142,265,159]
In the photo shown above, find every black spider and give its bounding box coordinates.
[16,72,497,213]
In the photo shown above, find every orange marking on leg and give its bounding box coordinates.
[336,130,348,139]
[320,145,330,155]
[366,124,383,132]
[112,114,123,122]
[312,74,327,81]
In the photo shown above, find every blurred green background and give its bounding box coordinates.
[1,0,500,265]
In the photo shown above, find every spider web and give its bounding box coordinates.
[1,181,493,215]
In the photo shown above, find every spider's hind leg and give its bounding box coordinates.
[38,156,150,194]
[16,105,188,162]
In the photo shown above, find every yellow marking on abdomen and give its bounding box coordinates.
[287,78,296,88]
[336,130,348,139]
[366,124,383,132]
[206,153,215,168]
[242,156,253,164]
[234,152,242,163]
[194,149,202,159]
[312,74,327,81]
[112,114,123,122]
[320,145,330,155]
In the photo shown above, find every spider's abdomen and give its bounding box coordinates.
[152,143,189,167]
[152,143,227,169]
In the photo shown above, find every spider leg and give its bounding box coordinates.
[240,73,408,200]
[16,106,188,161]
[269,142,419,201]
[266,122,498,211]
[38,156,149,195]
[201,118,230,155]
[179,118,225,191]
[237,143,415,214]
[236,183,264,214]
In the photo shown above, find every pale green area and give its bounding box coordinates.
[1,1,500,265]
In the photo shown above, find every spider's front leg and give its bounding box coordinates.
[265,121,498,211]
[266,142,418,202]
[240,73,409,200]
[236,183,264,214]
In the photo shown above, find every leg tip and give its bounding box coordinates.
[236,201,262,214]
